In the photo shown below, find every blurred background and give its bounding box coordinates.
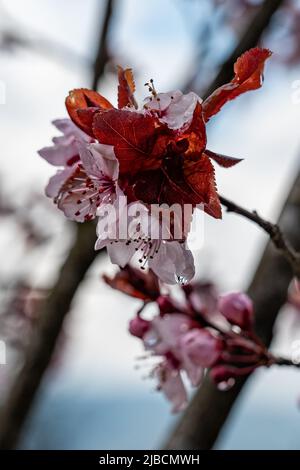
[0,0,300,450]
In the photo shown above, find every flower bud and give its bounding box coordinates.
[157,295,176,315]
[218,292,253,330]
[128,316,150,338]
[210,363,256,390]
[179,328,222,368]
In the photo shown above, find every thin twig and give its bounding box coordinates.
[220,195,300,278]
[273,357,300,367]
[202,0,285,100]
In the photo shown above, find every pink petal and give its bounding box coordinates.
[78,142,118,180]
[45,166,75,198]
[218,292,254,330]
[52,119,90,142]
[149,241,195,285]
[181,353,204,387]
[179,328,222,368]
[155,361,188,413]
[38,118,90,167]
[106,241,136,267]
[144,314,192,355]
[55,164,114,223]
[144,90,201,130]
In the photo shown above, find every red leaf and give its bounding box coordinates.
[202,48,272,122]
[130,153,221,220]
[103,266,160,301]
[65,89,113,135]
[117,66,138,109]
[205,149,243,168]
[130,167,198,208]
[76,108,99,135]
[184,155,222,219]
[93,109,169,174]
[180,102,207,158]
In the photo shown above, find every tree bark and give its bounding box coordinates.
[0,0,115,450]
[164,170,300,450]
[163,0,288,450]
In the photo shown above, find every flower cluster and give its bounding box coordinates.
[38,48,271,284]
[104,266,274,412]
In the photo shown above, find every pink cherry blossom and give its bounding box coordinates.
[129,316,150,338]
[51,143,119,222]
[38,119,91,167]
[155,360,188,413]
[143,313,193,356]
[142,314,207,403]
[179,328,222,369]
[38,120,119,222]
[95,202,195,285]
[144,89,201,130]
[107,268,272,411]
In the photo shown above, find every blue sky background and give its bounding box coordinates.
[1,0,300,450]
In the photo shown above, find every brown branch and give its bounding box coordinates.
[0,222,97,449]
[92,0,114,90]
[273,357,300,367]
[165,169,300,450]
[0,0,115,450]
[202,0,285,100]
[220,195,300,278]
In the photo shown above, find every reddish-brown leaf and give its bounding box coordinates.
[65,88,113,135]
[202,48,272,122]
[103,266,160,301]
[117,66,138,109]
[76,108,99,135]
[180,102,207,158]
[92,109,169,174]
[184,155,222,219]
[205,149,243,168]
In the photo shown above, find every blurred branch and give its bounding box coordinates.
[202,0,285,99]
[0,0,115,450]
[220,195,300,277]
[0,28,89,68]
[0,1,89,68]
[164,0,296,450]
[274,357,300,367]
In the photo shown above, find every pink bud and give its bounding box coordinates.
[210,364,255,387]
[209,365,237,390]
[218,292,253,330]
[157,295,176,315]
[129,316,150,338]
[179,328,222,368]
